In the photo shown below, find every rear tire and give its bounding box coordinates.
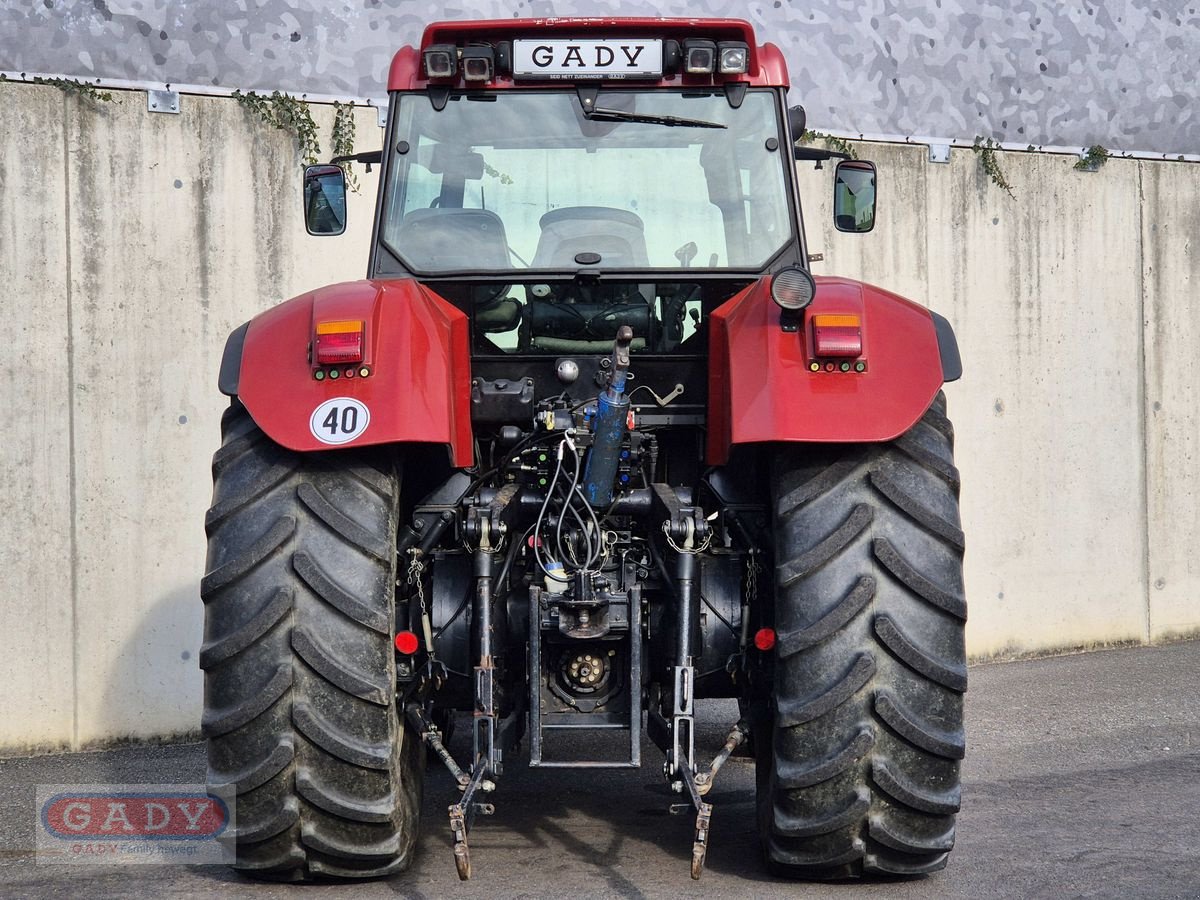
[201,402,422,881]
[758,392,966,878]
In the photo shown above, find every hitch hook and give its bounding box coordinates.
[679,718,751,879]
[447,756,494,880]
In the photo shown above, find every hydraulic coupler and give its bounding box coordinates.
[583,325,633,507]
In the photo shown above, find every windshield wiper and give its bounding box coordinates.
[586,107,726,129]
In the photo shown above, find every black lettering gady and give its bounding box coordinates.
[531,44,553,67]
[621,45,644,66]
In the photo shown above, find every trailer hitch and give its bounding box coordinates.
[448,755,496,880]
[668,718,749,879]
[646,498,731,879]
[413,732,499,882]
[407,705,497,880]
[443,540,512,880]
[674,759,714,880]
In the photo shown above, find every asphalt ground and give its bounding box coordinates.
[1,640,1198,899]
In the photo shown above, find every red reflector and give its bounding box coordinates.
[394,631,420,655]
[753,628,776,651]
[813,325,862,358]
[315,330,364,365]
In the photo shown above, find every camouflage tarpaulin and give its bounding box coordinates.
[0,0,1195,155]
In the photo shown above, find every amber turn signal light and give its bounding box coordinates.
[811,313,862,357]
[314,320,364,365]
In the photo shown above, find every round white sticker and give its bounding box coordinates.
[309,397,371,445]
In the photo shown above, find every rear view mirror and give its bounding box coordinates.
[787,105,806,140]
[303,164,347,236]
[833,160,876,233]
[430,146,486,181]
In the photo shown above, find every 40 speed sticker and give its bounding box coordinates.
[309,397,371,445]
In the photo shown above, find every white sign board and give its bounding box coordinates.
[513,39,663,79]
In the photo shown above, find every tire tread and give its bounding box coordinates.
[202,403,420,881]
[759,392,966,880]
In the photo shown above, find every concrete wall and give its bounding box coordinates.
[798,145,1178,657]
[1,81,1197,749]
[0,83,381,750]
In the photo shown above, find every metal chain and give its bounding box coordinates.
[406,548,434,653]
[406,548,427,607]
[726,549,764,681]
[745,550,761,610]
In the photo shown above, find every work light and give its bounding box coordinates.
[461,46,494,81]
[717,41,749,74]
[423,44,457,79]
[683,39,716,74]
[771,266,817,310]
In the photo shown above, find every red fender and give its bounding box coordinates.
[707,275,945,465]
[235,279,474,467]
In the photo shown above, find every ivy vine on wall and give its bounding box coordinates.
[232,89,321,165]
[0,73,113,101]
[331,100,358,191]
[972,137,1015,198]
[1074,145,1110,172]
[798,129,858,160]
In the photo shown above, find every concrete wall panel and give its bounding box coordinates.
[933,152,1149,657]
[802,145,1150,657]
[57,91,380,744]
[0,85,75,748]
[1142,160,1200,640]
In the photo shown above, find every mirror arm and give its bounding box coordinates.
[793,146,852,162]
[330,149,383,173]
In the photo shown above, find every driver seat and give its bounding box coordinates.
[393,208,510,269]
[531,207,650,268]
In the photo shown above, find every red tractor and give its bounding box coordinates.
[203,17,965,883]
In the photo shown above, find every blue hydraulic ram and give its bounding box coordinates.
[583,325,634,507]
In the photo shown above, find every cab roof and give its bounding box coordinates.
[386,17,789,91]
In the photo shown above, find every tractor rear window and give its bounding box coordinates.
[381,90,793,275]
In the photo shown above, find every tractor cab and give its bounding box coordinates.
[308,19,876,358]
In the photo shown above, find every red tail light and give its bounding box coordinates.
[315,320,364,365]
[394,631,420,655]
[811,314,862,358]
[753,627,776,651]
